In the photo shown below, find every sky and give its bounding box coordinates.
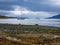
[0,0,60,18]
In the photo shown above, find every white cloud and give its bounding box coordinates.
[0,0,17,2]
[50,0,60,6]
[0,5,58,18]
[10,6,22,15]
[24,11,57,18]
[42,0,60,7]
[37,0,60,8]
[23,0,33,2]
[24,0,28,2]
[12,5,58,18]
[11,5,31,15]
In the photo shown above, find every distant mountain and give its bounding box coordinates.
[0,15,15,18]
[0,15,28,19]
[48,14,60,19]
[0,15,8,18]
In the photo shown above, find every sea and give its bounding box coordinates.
[0,18,60,27]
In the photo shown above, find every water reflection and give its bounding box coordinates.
[0,18,60,27]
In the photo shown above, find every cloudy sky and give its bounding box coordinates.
[0,0,60,18]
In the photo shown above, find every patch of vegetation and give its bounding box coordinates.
[0,24,60,45]
[0,24,60,35]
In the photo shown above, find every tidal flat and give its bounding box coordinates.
[0,24,60,45]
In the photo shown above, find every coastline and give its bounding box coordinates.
[0,24,60,45]
[0,24,60,36]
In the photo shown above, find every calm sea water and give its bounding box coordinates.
[0,18,60,27]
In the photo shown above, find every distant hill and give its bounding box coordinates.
[0,15,16,18]
[48,14,60,19]
[0,16,8,18]
[0,15,28,19]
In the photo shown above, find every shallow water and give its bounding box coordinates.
[0,18,60,27]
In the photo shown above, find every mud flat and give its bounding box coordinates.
[0,24,60,45]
